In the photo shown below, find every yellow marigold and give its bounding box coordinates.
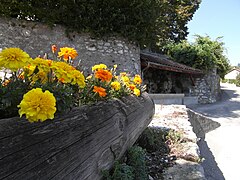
[58,47,78,61]
[92,64,107,71]
[111,81,121,91]
[32,57,53,70]
[18,88,56,123]
[133,74,142,85]
[129,84,136,91]
[0,47,32,71]
[95,69,112,82]
[93,86,107,97]
[121,76,130,84]
[32,71,48,83]
[133,88,141,97]
[52,61,85,87]
[70,69,86,88]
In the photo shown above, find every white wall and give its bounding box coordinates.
[225,69,240,80]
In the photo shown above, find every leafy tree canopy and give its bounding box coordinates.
[0,0,200,49]
[164,35,231,78]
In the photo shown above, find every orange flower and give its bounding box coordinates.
[93,86,107,97]
[18,72,25,80]
[129,84,136,91]
[58,77,65,83]
[58,47,78,61]
[95,69,112,82]
[133,74,142,85]
[51,45,57,53]
[2,79,11,86]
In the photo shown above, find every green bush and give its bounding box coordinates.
[102,146,148,180]
[0,0,200,48]
[164,35,231,78]
[127,146,148,180]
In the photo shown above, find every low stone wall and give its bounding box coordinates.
[0,93,154,180]
[187,109,221,138]
[191,69,221,104]
[0,17,140,75]
[149,105,206,180]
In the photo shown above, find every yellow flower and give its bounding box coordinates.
[86,75,92,80]
[133,88,141,96]
[0,47,32,71]
[70,70,86,88]
[113,64,117,70]
[58,47,78,61]
[133,74,142,85]
[93,86,107,97]
[121,76,130,84]
[52,61,85,87]
[92,64,107,71]
[95,69,112,82]
[111,81,121,91]
[18,88,56,123]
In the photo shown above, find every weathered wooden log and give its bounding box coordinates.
[0,93,154,180]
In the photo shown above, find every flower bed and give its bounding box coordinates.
[0,46,154,179]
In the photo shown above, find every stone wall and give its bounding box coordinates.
[190,69,221,104]
[143,68,193,94]
[0,17,140,75]
[144,67,221,104]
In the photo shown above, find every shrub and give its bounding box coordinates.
[127,146,148,180]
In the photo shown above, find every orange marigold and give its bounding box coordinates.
[93,86,107,97]
[133,74,142,85]
[58,47,78,61]
[129,84,136,91]
[95,69,112,82]
[51,45,57,53]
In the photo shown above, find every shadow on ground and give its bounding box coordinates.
[188,89,240,119]
[198,139,225,180]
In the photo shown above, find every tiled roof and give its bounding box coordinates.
[141,51,204,75]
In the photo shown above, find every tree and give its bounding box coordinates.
[0,0,201,49]
[164,35,231,78]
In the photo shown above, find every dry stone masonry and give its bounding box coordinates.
[0,17,140,75]
[191,69,221,104]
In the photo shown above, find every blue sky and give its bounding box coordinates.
[187,0,240,66]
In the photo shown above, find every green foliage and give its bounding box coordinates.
[102,146,147,180]
[102,162,134,180]
[112,162,135,180]
[164,35,231,78]
[137,127,169,153]
[0,0,200,49]
[0,77,29,118]
[127,146,148,180]
[236,73,240,86]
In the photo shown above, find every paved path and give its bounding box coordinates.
[190,83,240,180]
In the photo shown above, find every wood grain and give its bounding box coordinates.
[0,93,154,180]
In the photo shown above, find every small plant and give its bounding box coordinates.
[102,146,148,180]
[137,127,169,153]
[127,146,148,180]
